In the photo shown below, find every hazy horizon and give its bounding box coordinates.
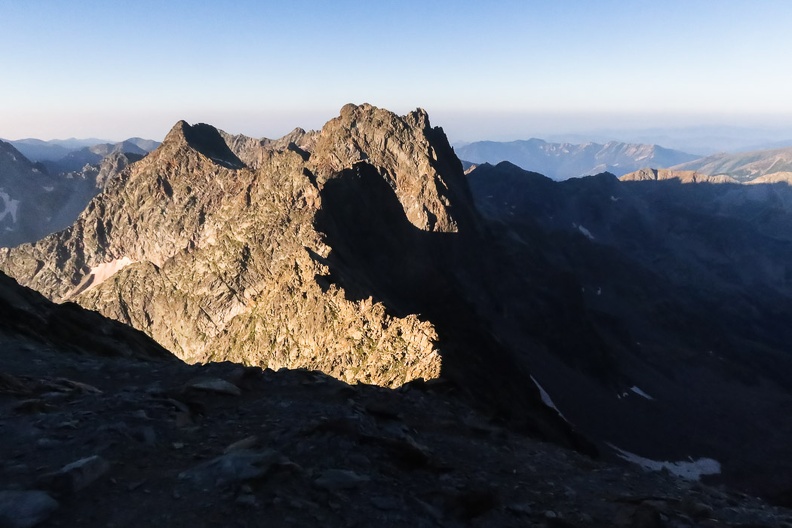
[3,1,792,147]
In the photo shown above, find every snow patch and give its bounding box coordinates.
[572,223,595,240]
[66,256,135,298]
[530,375,567,421]
[629,385,654,400]
[0,191,20,223]
[609,444,721,480]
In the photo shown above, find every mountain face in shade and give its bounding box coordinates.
[0,268,171,361]
[4,105,792,502]
[466,160,792,501]
[455,138,698,180]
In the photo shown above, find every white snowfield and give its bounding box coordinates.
[572,223,595,240]
[530,375,567,421]
[629,385,654,400]
[0,191,20,224]
[65,256,135,298]
[608,444,721,480]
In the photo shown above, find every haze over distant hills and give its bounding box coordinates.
[4,137,109,162]
[542,124,792,155]
[669,145,792,183]
[0,138,159,247]
[455,138,698,180]
[44,138,159,174]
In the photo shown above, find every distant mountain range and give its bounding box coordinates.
[669,145,792,183]
[5,137,109,161]
[43,138,158,174]
[544,125,792,155]
[455,137,792,184]
[0,138,158,247]
[454,139,698,180]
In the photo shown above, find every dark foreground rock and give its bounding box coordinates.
[2,344,791,528]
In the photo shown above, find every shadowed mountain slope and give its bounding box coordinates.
[467,161,792,501]
[0,141,143,247]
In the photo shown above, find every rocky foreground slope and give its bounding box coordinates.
[5,346,792,527]
[1,268,790,527]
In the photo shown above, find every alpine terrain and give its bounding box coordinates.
[3,105,792,521]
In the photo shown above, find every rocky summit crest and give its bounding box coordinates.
[308,103,472,232]
[163,121,245,169]
[0,106,472,383]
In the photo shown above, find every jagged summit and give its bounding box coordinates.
[0,104,595,455]
[310,103,472,232]
[160,120,244,169]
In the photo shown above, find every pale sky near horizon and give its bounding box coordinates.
[2,0,791,142]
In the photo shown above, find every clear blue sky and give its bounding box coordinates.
[2,0,791,141]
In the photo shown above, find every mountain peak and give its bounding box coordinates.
[309,104,471,233]
[161,120,244,169]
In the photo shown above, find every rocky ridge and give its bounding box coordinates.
[0,105,474,388]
